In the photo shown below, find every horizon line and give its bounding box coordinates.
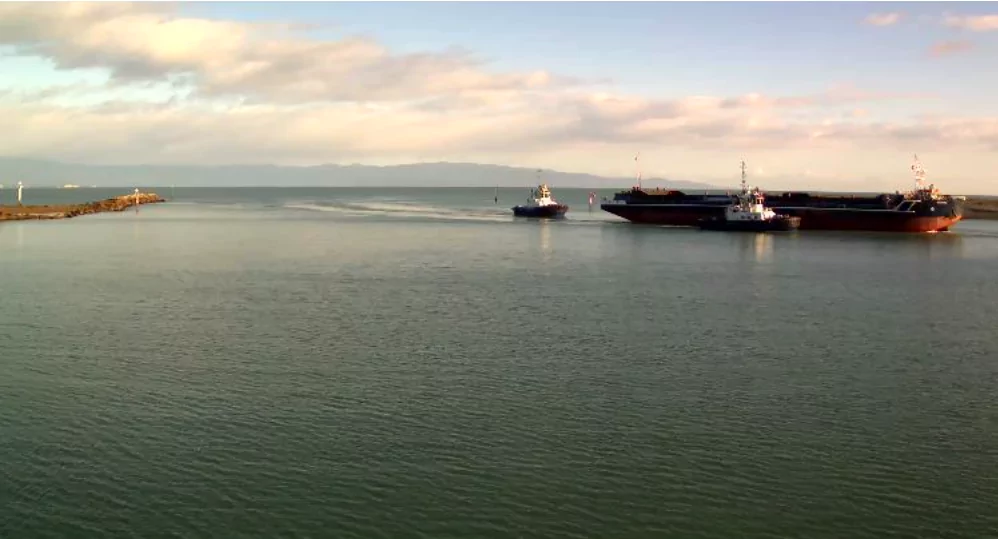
[14,185,997,198]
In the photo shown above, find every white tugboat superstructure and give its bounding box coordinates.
[512,181,569,218]
[697,161,801,232]
[533,184,557,206]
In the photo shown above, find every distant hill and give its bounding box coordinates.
[0,158,715,190]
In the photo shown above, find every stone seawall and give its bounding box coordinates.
[964,197,998,220]
[0,192,166,221]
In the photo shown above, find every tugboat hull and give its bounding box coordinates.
[512,204,568,218]
[697,215,801,232]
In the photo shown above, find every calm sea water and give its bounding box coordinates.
[2,187,997,538]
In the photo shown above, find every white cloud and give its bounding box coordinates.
[0,3,996,190]
[943,13,998,32]
[0,2,577,103]
[929,40,975,57]
[863,12,902,26]
[4,94,996,167]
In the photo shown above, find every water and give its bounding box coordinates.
[2,188,997,538]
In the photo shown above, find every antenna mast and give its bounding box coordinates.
[634,153,642,189]
[740,160,748,193]
[911,154,926,190]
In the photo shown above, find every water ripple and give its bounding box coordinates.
[2,196,997,538]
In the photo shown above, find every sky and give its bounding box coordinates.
[1,1,997,192]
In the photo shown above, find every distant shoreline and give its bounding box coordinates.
[11,185,998,197]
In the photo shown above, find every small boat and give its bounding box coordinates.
[697,161,800,232]
[512,183,569,218]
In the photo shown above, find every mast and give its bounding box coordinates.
[634,153,642,189]
[911,154,926,191]
[740,160,748,194]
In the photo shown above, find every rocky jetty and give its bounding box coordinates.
[964,197,998,220]
[0,192,165,221]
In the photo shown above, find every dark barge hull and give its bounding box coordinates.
[601,204,722,226]
[601,193,963,233]
[767,208,960,232]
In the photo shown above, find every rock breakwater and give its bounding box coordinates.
[0,192,165,221]
[964,197,998,220]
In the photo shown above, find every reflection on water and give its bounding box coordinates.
[737,233,774,263]
[0,222,30,261]
[3,192,998,539]
[918,232,966,260]
[131,214,143,243]
[538,219,552,262]
[796,230,968,259]
[1,221,29,250]
[602,223,701,257]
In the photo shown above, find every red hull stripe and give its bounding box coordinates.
[601,206,962,232]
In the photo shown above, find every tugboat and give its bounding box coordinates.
[512,183,569,218]
[697,161,801,232]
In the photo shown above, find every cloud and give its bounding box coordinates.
[0,2,580,103]
[943,13,998,32]
[929,40,975,57]
[0,2,996,188]
[863,12,902,26]
[3,91,995,169]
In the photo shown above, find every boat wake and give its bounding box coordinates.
[951,227,998,240]
[285,201,512,223]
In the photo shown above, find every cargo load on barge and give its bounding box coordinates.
[601,156,963,233]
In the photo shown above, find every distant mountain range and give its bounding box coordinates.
[0,158,715,190]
